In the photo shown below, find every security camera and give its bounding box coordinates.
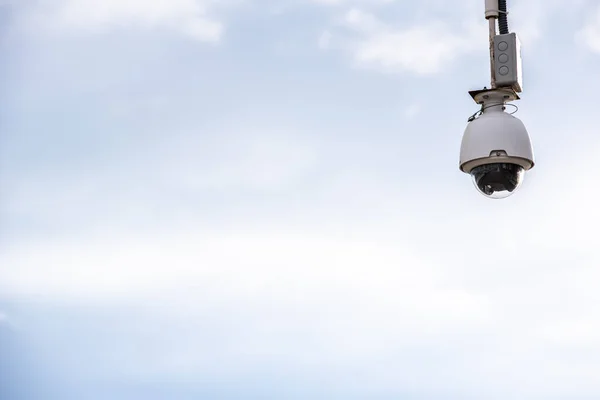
[458,1,535,199]
[459,88,534,199]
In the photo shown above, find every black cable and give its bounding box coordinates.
[467,103,518,122]
[498,0,509,34]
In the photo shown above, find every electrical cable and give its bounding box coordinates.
[467,103,518,122]
[498,0,509,34]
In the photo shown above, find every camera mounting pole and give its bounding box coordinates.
[468,0,520,105]
[485,0,500,88]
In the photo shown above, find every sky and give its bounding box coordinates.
[2,0,600,399]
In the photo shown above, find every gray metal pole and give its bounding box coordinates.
[489,17,497,88]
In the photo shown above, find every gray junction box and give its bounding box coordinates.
[493,33,523,93]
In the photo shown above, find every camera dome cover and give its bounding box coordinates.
[470,162,525,199]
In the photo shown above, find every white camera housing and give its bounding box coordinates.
[459,88,534,198]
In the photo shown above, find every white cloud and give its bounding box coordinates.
[317,0,582,74]
[577,4,600,53]
[26,0,224,42]
[509,0,585,48]
[0,232,491,346]
[0,229,498,386]
[6,226,600,396]
[324,8,485,75]
[343,7,384,33]
[0,232,452,299]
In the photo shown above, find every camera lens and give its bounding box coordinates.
[470,163,525,199]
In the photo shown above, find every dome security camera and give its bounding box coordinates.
[459,89,534,199]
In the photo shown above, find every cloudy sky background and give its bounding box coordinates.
[2,0,600,398]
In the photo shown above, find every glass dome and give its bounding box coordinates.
[470,163,525,199]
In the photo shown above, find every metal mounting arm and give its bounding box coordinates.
[485,0,499,88]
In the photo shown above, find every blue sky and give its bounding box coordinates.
[2,0,600,399]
